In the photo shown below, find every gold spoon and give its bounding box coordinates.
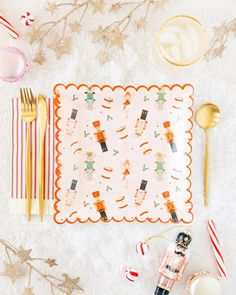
[196,103,220,206]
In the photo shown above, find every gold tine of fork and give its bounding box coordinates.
[20,88,25,112]
[29,88,36,112]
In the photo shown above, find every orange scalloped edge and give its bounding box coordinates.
[53,83,194,224]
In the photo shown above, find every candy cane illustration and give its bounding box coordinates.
[0,10,19,39]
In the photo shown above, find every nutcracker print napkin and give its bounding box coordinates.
[54,84,193,224]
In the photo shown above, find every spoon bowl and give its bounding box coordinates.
[196,103,220,130]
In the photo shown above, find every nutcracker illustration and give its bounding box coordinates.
[135,109,148,136]
[155,153,165,180]
[66,108,78,135]
[134,180,148,206]
[85,152,95,181]
[162,191,178,223]
[85,90,95,110]
[65,179,78,207]
[123,91,132,118]
[163,121,177,153]
[156,87,167,110]
[92,120,108,152]
[154,230,192,295]
[92,191,108,221]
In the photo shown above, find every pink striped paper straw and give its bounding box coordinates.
[0,10,19,39]
[207,219,227,278]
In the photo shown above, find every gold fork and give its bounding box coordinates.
[20,88,37,221]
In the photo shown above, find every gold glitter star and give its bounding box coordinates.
[91,0,105,14]
[45,258,57,267]
[108,27,128,49]
[110,2,122,12]
[69,21,81,33]
[1,261,24,284]
[98,51,109,64]
[135,17,146,29]
[22,287,35,295]
[16,247,33,263]
[46,1,58,15]
[28,27,43,44]
[33,51,46,65]
[91,26,108,42]
[48,36,72,59]
[151,0,167,9]
[213,24,226,40]
[213,44,226,58]
[58,273,83,295]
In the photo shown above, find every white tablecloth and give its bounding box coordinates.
[0,0,235,294]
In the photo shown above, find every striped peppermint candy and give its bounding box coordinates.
[207,219,227,278]
[125,268,139,282]
[136,241,149,256]
[21,12,34,26]
[0,11,19,39]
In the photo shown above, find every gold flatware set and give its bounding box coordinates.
[20,88,47,221]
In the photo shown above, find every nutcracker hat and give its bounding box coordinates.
[92,191,100,198]
[92,120,101,128]
[176,230,192,249]
[163,121,170,128]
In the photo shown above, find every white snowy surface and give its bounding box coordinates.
[0,0,235,294]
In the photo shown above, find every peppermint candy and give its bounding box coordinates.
[125,268,139,282]
[21,12,34,26]
[136,241,149,256]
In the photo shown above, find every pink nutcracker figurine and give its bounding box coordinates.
[154,230,192,295]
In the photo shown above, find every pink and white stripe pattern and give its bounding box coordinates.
[207,219,227,278]
[11,98,55,215]
[0,11,19,39]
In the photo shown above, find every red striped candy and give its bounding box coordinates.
[136,241,149,256]
[125,268,139,282]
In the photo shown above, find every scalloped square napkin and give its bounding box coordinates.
[54,84,193,224]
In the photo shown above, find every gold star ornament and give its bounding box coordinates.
[110,2,122,12]
[48,36,72,59]
[46,1,58,15]
[33,51,46,65]
[98,51,109,64]
[1,261,24,284]
[45,258,57,267]
[22,288,35,295]
[91,0,106,14]
[16,247,33,263]
[91,26,108,42]
[58,273,83,295]
[135,17,146,30]
[108,27,128,49]
[28,27,43,44]
[69,21,81,33]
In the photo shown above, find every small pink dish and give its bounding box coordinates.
[0,47,28,82]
